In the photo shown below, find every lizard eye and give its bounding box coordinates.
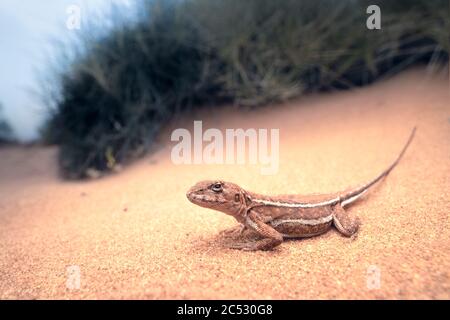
[211,183,223,193]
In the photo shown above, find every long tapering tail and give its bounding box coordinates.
[340,127,417,207]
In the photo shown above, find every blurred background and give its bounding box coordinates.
[0,0,134,142]
[0,0,448,178]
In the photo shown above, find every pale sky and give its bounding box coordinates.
[0,0,136,141]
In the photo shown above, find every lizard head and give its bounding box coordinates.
[186,180,247,218]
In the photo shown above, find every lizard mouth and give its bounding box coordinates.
[186,190,204,205]
[186,191,221,209]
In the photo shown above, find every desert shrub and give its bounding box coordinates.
[44,0,448,179]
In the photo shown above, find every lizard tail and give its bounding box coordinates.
[340,126,417,207]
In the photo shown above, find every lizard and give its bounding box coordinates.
[186,127,416,251]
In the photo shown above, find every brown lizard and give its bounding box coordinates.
[186,127,416,251]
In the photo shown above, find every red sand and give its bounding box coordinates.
[0,68,449,299]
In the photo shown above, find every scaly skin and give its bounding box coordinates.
[186,128,416,251]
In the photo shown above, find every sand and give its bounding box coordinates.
[0,68,449,299]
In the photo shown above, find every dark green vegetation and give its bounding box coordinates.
[0,103,13,144]
[44,0,449,179]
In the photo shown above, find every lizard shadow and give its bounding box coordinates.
[187,224,362,259]
[188,228,286,255]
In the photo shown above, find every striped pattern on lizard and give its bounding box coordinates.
[186,127,416,251]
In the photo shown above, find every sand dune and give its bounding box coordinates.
[0,68,449,299]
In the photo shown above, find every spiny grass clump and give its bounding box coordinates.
[43,0,449,179]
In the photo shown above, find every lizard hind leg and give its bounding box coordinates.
[332,204,360,237]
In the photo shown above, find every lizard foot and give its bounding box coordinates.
[225,237,282,251]
[224,240,258,251]
[219,225,247,238]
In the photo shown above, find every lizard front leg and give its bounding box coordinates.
[332,204,360,237]
[220,224,247,237]
[228,211,283,251]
